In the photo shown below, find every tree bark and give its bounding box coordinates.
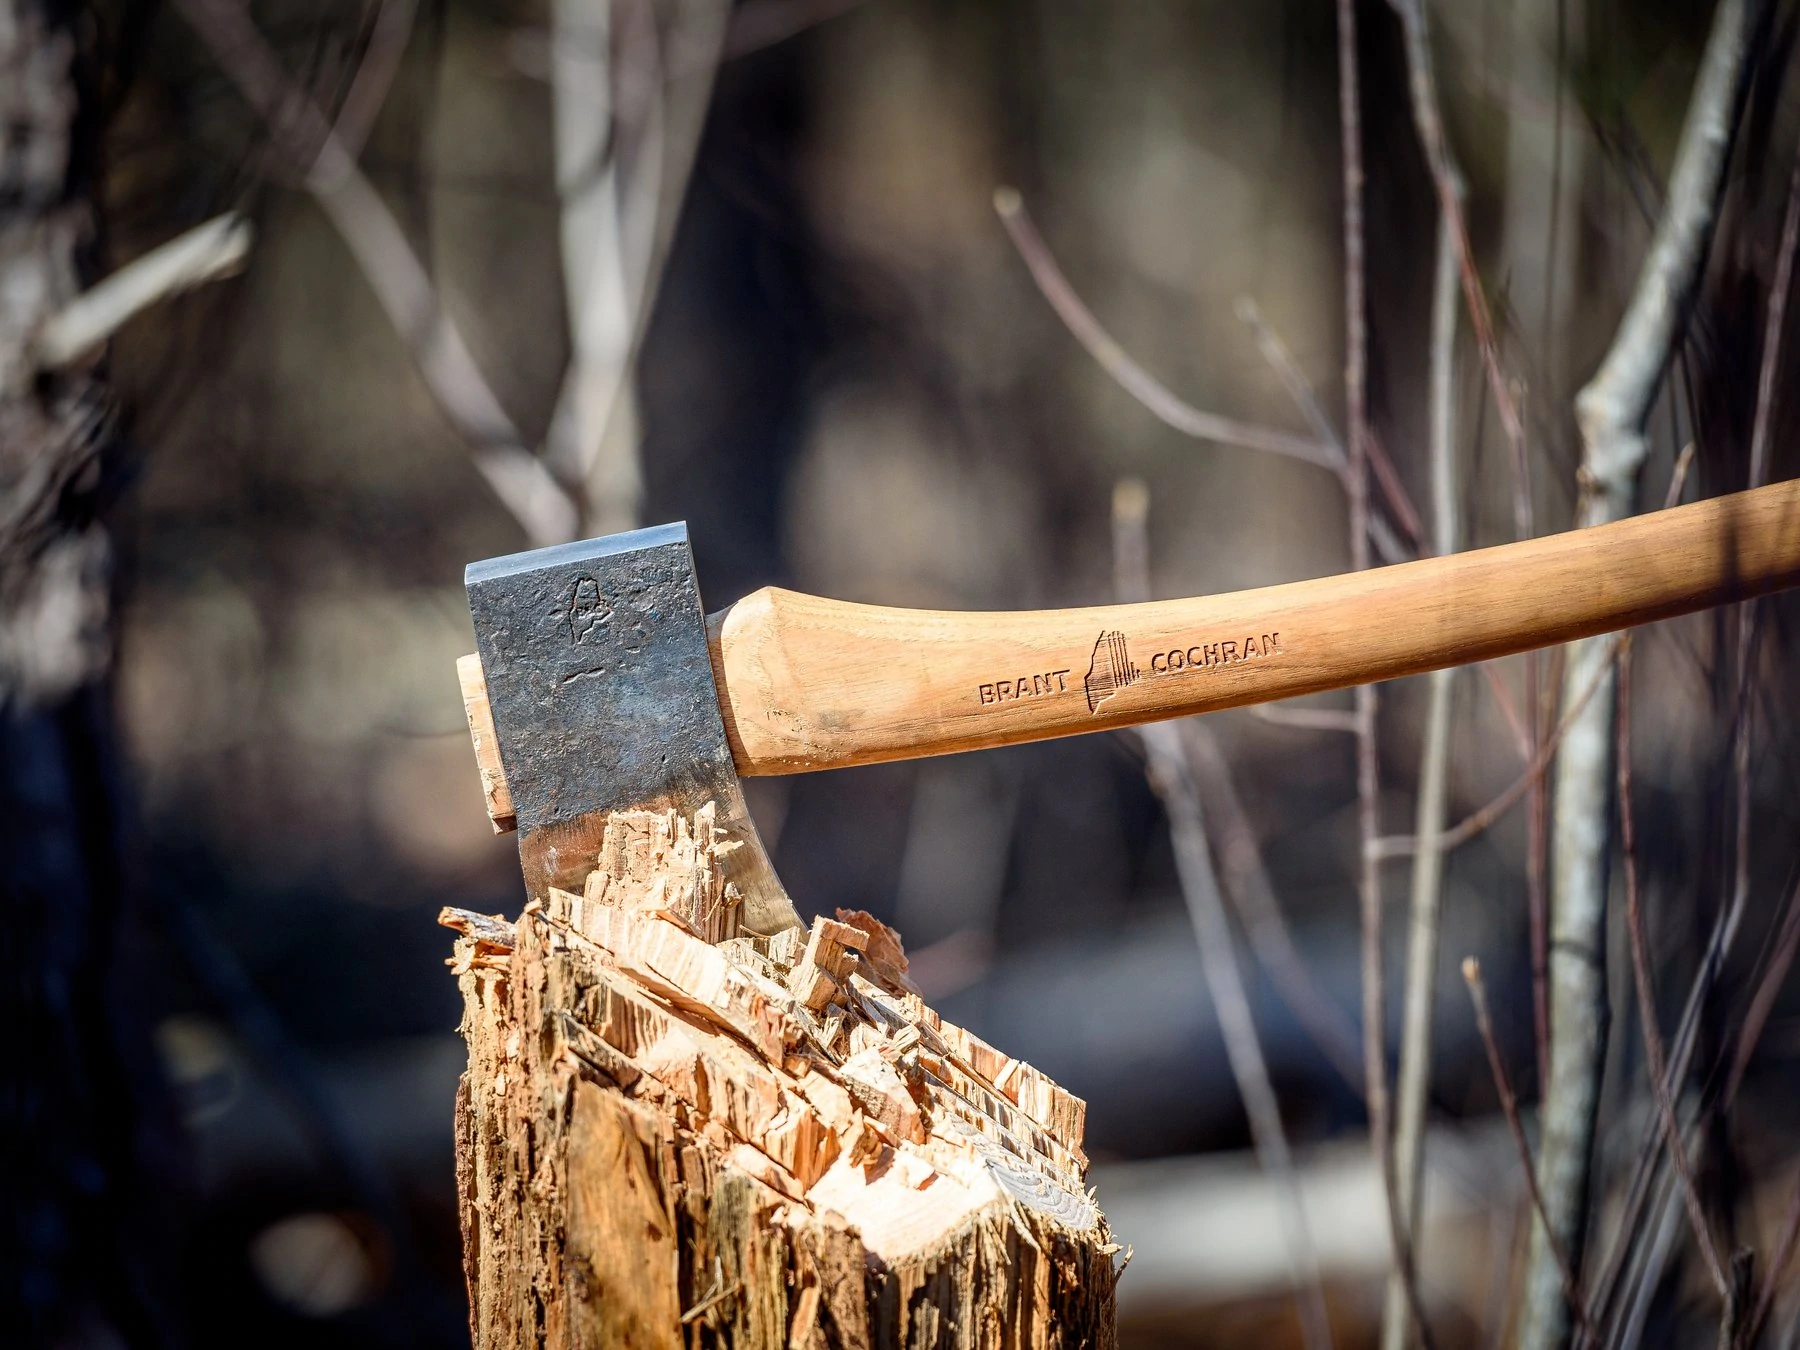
[445,808,1119,1349]
[2,4,185,1347]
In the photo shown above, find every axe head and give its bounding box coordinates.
[465,523,800,933]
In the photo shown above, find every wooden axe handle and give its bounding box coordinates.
[464,479,1800,820]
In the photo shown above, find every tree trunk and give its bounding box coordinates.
[445,808,1119,1349]
[2,5,185,1348]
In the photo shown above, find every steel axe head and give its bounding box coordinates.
[464,523,801,933]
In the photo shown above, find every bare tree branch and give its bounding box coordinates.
[1726,875,1800,1103]
[1748,1177,1800,1348]
[1616,640,1730,1298]
[1392,0,1564,1125]
[1524,3,1761,1343]
[1249,703,1360,735]
[1461,957,1589,1337]
[1334,2,1430,1341]
[1583,841,1762,1335]
[173,0,581,547]
[1114,479,1333,1350]
[332,0,419,160]
[561,0,733,532]
[33,213,252,369]
[1372,638,1615,863]
[542,0,652,533]
[1390,4,1563,1123]
[1723,116,1800,1098]
[1388,0,1530,542]
[1180,717,1369,1098]
[1233,296,1420,561]
[993,189,1341,470]
[1383,206,1461,1350]
[718,0,865,63]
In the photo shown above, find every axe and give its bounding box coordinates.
[459,478,1800,934]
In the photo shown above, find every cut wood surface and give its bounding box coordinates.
[461,480,1800,828]
[445,807,1119,1348]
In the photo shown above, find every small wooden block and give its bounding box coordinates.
[456,654,516,833]
[787,915,873,1011]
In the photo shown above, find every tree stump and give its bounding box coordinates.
[444,807,1119,1348]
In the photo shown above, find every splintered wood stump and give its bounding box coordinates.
[444,808,1119,1349]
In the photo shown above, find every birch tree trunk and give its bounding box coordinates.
[1519,4,1762,1346]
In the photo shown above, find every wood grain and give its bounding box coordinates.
[462,478,1800,814]
[713,478,1800,772]
[446,809,1117,1348]
[456,653,515,831]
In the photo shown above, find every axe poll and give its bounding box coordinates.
[460,477,1800,934]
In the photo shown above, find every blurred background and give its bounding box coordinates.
[9,0,1800,1346]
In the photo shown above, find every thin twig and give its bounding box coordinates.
[1699,872,1800,1347]
[1726,875,1800,1102]
[1387,0,1531,542]
[1114,481,1333,1350]
[1335,3,1429,1342]
[332,0,419,160]
[1235,292,1557,851]
[1720,1252,1755,1350]
[993,189,1341,470]
[1461,956,1589,1337]
[1748,1180,1800,1348]
[1371,636,1617,862]
[1249,703,1361,735]
[1584,850,1755,1338]
[680,1257,741,1324]
[1233,297,1346,456]
[1726,119,1800,1072]
[1180,718,1369,1098]
[1483,659,1534,763]
[1383,209,1461,1350]
[33,214,253,369]
[662,0,864,74]
[1749,133,1800,493]
[718,0,866,62]
[1544,0,1572,388]
[1233,296,1420,560]
[1611,1185,1688,1350]
[1617,640,1731,1297]
[593,0,733,525]
[1365,428,1424,559]
[1526,696,1552,1117]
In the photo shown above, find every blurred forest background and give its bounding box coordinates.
[7,0,1800,1346]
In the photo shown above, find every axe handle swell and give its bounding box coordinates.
[707,478,1800,775]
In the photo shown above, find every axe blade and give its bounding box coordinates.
[465,523,800,933]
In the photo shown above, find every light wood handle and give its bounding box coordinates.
[462,479,1800,820]
[711,479,1800,773]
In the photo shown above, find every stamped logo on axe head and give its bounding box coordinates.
[564,575,610,644]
